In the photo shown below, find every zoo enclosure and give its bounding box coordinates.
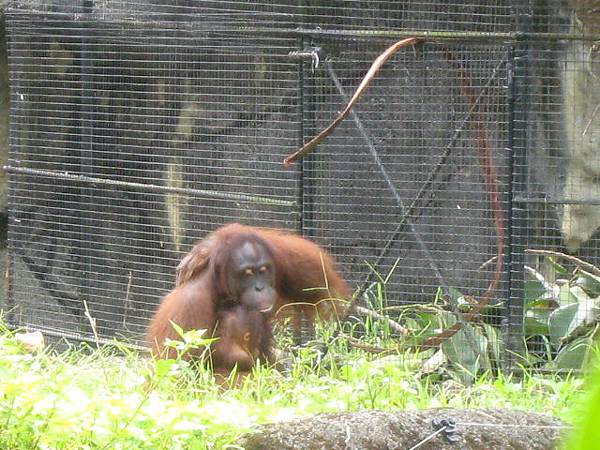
[3,1,600,369]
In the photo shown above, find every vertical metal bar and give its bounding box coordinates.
[300,43,317,239]
[5,16,16,327]
[295,0,306,235]
[504,45,520,369]
[505,3,532,370]
[79,0,95,330]
[296,2,313,341]
[295,34,305,234]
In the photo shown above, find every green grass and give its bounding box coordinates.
[0,320,586,450]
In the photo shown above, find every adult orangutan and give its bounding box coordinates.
[175,223,351,324]
[147,229,278,362]
[146,223,350,373]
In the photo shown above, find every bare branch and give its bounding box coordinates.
[354,305,409,336]
[526,248,600,278]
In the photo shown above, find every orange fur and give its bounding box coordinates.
[176,223,351,323]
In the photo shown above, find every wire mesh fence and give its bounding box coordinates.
[2,0,600,371]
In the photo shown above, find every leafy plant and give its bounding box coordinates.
[335,253,600,382]
[523,258,600,370]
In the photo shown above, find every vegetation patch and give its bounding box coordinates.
[0,315,584,450]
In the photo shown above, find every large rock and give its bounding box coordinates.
[238,408,565,450]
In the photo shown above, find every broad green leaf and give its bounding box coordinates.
[574,269,600,297]
[154,359,176,377]
[435,310,458,330]
[417,309,457,335]
[410,312,439,339]
[524,280,549,304]
[403,317,420,331]
[570,285,592,303]
[547,257,568,274]
[182,328,210,345]
[169,320,184,337]
[549,300,600,345]
[442,323,487,383]
[549,304,578,346]
[552,336,594,370]
[559,284,578,305]
[482,323,502,365]
[448,287,464,303]
[525,308,551,335]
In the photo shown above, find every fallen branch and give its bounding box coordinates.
[526,248,600,278]
[354,305,409,336]
[343,334,398,354]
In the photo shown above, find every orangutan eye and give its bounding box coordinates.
[243,332,251,342]
[243,268,254,276]
[258,265,268,273]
